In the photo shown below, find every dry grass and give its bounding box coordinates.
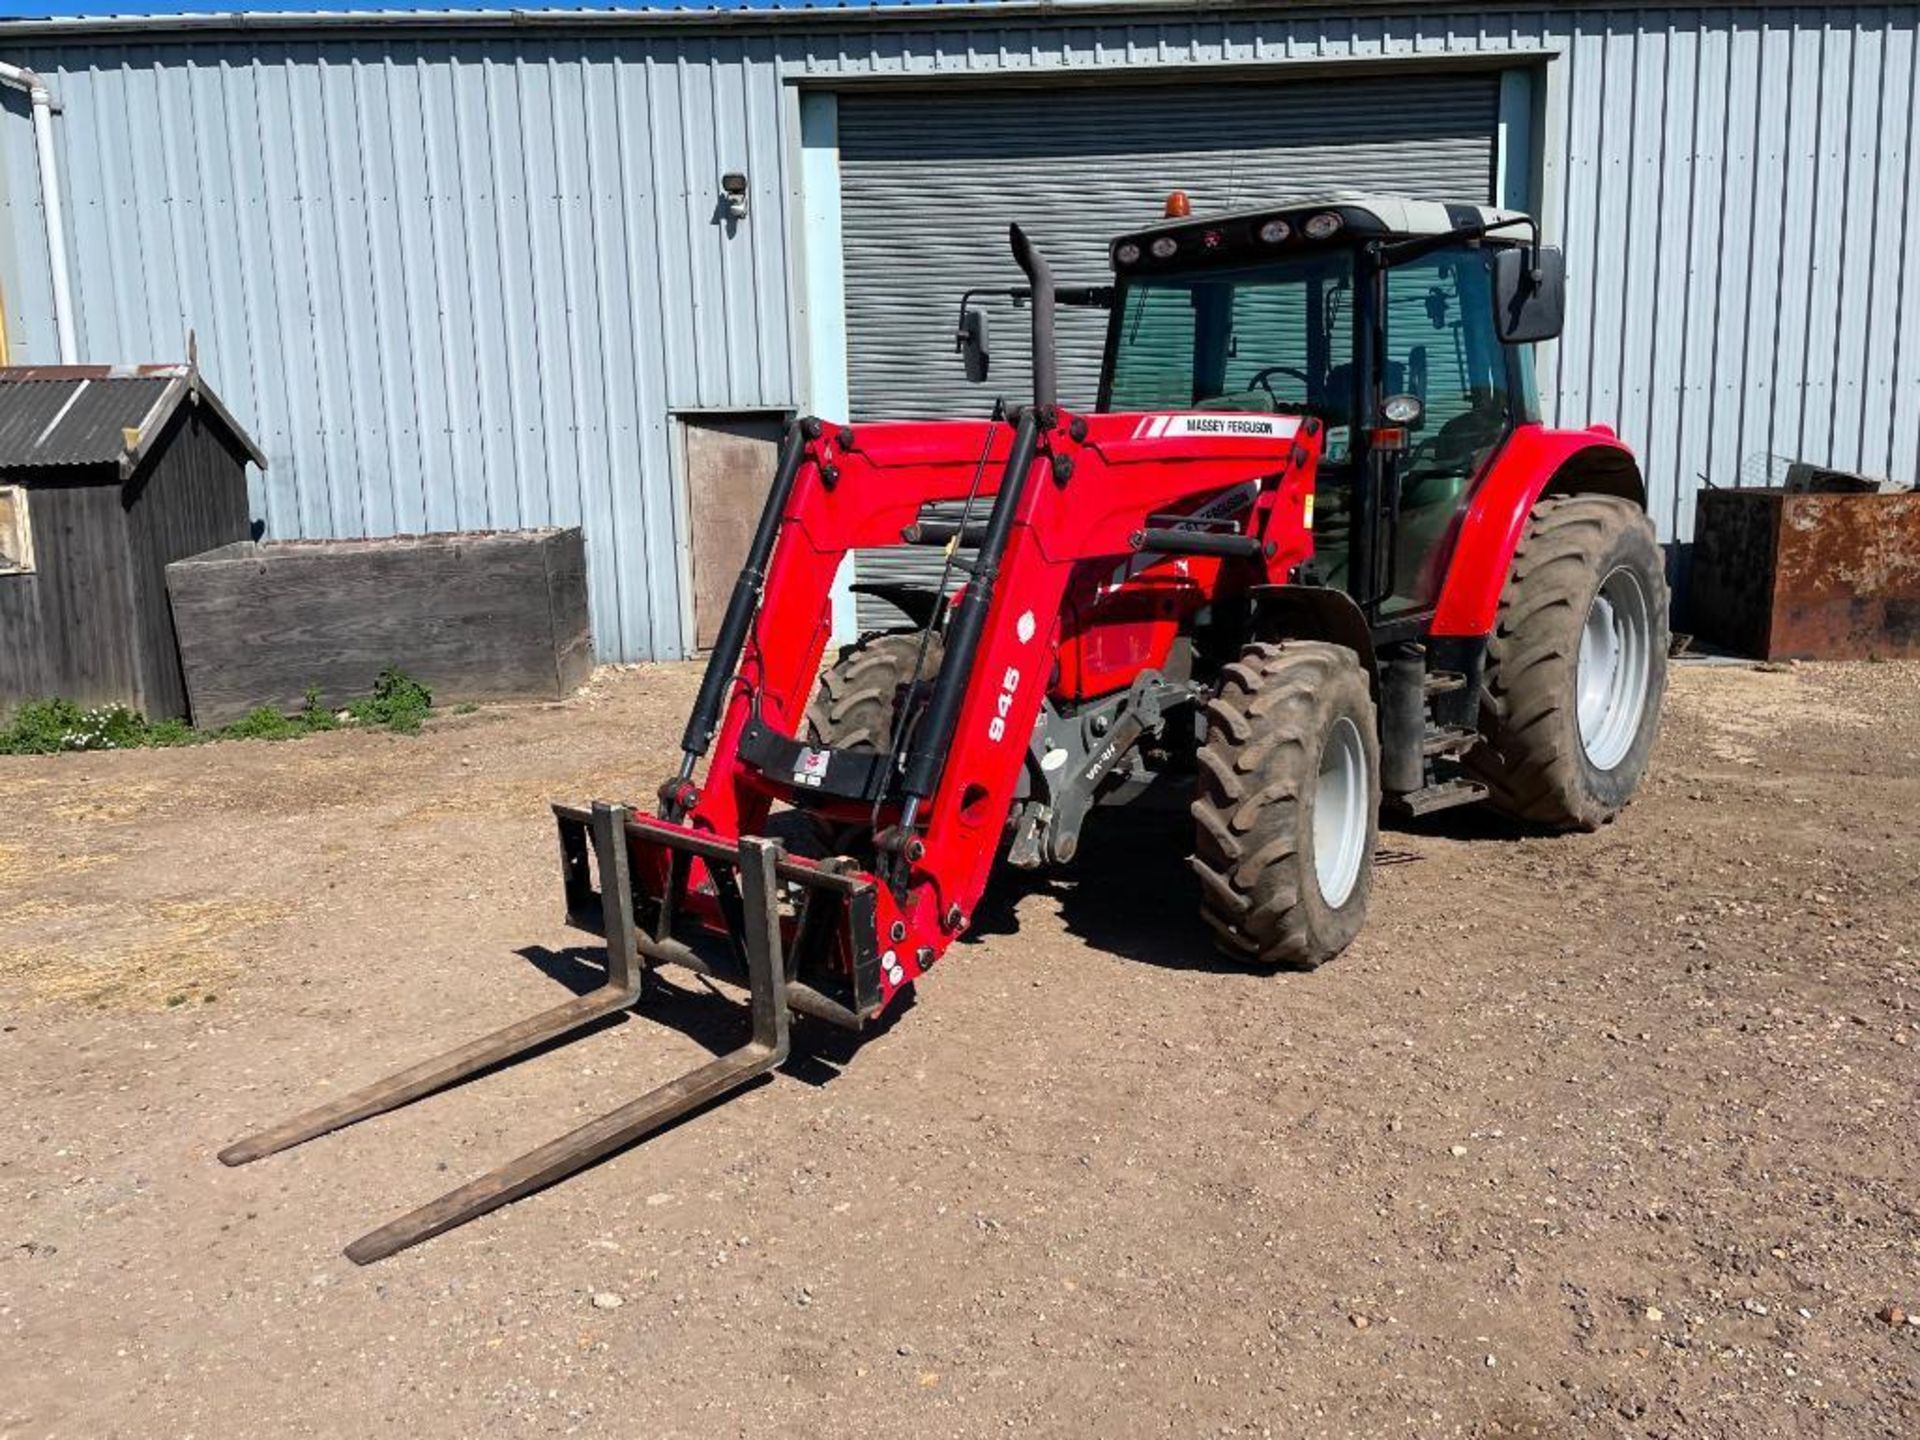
[0,840,115,886]
[41,779,171,826]
[0,896,289,1011]
[0,895,66,926]
[394,771,610,826]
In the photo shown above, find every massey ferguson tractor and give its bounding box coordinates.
[225,194,1669,1261]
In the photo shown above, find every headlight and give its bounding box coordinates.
[1257,218,1291,244]
[1149,236,1179,260]
[1114,241,1141,266]
[1303,212,1344,240]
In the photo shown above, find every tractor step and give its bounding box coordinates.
[1420,725,1479,758]
[1393,776,1490,817]
[1423,669,1467,697]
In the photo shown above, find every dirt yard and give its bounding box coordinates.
[2,661,1917,1438]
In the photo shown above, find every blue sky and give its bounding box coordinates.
[0,0,974,17]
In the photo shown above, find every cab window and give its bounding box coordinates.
[1104,253,1356,462]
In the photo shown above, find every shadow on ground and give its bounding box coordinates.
[972,787,1537,971]
[517,943,909,1089]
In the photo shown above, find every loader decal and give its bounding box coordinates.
[1104,480,1258,591]
[987,665,1022,743]
[1131,413,1303,440]
[793,747,831,787]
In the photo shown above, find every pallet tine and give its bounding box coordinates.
[343,836,792,1264]
[219,802,644,1168]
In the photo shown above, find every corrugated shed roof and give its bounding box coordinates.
[0,2,1452,40]
[0,375,174,469]
[0,365,268,477]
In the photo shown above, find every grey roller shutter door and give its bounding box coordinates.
[838,73,1500,628]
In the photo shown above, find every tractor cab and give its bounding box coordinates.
[954,193,1568,625]
[1097,194,1563,621]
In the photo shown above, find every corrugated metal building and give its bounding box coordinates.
[0,1,1915,660]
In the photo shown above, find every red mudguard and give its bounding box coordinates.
[1429,423,1642,638]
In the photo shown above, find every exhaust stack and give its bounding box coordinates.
[1008,223,1056,413]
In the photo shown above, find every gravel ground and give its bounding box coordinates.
[2,659,1917,1438]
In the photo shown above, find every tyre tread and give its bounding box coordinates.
[1189,640,1377,969]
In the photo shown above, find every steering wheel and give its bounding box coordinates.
[1246,366,1315,402]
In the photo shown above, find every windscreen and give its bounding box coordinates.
[1104,252,1358,461]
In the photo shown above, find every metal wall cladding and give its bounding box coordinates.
[835,72,1498,630]
[0,36,802,661]
[1544,6,1920,544]
[1,4,1918,657]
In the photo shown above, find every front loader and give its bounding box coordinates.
[225,196,1668,1260]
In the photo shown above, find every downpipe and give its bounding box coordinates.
[0,62,77,363]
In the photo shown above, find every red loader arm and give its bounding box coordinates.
[641,407,1321,1019]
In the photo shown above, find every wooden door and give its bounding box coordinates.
[684,413,786,650]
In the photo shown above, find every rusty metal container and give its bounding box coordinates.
[1691,488,1920,659]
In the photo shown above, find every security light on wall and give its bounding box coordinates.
[721,172,749,221]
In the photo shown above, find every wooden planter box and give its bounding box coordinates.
[166,528,592,726]
[1691,489,1920,660]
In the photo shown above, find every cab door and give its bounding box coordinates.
[1375,245,1519,616]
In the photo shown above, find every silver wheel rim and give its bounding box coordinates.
[1577,565,1655,771]
[1313,715,1369,908]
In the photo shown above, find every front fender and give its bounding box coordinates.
[1429,424,1644,637]
[1249,583,1379,697]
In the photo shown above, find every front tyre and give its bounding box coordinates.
[1466,494,1670,830]
[801,632,945,856]
[807,632,944,752]
[1190,641,1381,969]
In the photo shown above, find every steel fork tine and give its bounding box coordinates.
[219,802,643,1168]
[343,837,791,1264]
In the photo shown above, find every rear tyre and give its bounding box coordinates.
[1190,641,1380,969]
[806,632,945,752]
[1466,494,1670,831]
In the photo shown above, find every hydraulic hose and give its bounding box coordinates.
[898,406,1041,802]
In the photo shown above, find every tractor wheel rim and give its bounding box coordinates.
[1313,715,1369,908]
[1576,564,1653,771]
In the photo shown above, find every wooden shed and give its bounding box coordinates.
[0,363,264,720]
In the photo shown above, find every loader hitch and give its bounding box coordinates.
[219,801,822,1263]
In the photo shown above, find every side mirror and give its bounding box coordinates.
[1492,245,1565,344]
[956,306,991,383]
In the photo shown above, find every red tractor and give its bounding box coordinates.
[226,195,1668,1260]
